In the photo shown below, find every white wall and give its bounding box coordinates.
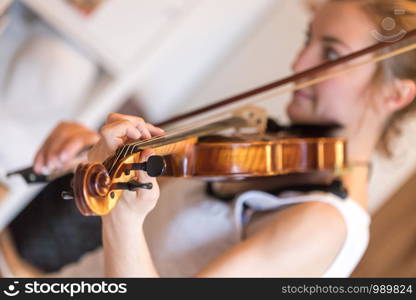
[183,0,307,121]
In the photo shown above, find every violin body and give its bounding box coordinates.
[163,134,346,179]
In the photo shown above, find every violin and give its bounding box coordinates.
[72,106,348,215]
[8,29,416,216]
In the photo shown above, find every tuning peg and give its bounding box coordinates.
[123,155,165,177]
[114,180,153,191]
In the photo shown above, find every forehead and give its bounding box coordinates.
[312,1,376,48]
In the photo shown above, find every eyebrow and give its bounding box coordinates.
[321,35,352,50]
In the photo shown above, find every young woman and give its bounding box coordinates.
[6,0,416,277]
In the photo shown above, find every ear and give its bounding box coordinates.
[384,79,416,113]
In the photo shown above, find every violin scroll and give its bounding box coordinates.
[72,155,166,216]
[73,162,112,216]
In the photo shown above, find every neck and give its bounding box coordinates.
[344,113,385,162]
[341,120,384,210]
[342,164,370,210]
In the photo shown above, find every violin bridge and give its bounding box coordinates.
[233,106,268,134]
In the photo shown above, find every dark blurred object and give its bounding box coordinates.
[6,167,48,184]
[266,118,342,138]
[8,174,101,273]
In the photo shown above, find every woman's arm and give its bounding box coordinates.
[197,201,346,277]
[94,113,347,278]
[102,200,346,278]
[101,199,346,277]
[101,149,160,277]
[102,204,158,277]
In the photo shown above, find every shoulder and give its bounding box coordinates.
[243,190,350,241]
[268,200,347,236]
[248,199,348,260]
[239,199,350,276]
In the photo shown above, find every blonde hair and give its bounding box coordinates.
[313,0,416,156]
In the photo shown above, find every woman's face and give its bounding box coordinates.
[287,1,380,131]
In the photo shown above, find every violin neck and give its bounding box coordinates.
[103,115,248,172]
[129,116,247,151]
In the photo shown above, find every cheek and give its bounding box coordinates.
[315,73,373,123]
[316,81,357,121]
[287,66,376,124]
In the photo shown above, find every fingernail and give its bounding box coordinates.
[41,166,50,176]
[60,152,68,161]
[47,161,56,173]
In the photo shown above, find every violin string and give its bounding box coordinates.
[109,125,195,171]
[108,112,234,173]
[131,115,225,146]
[126,116,229,155]
[109,114,238,174]
[128,111,232,148]
[108,143,131,174]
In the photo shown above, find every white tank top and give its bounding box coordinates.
[46,178,370,278]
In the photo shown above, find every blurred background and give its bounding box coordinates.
[0,0,415,277]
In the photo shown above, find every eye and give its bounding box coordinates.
[322,46,340,61]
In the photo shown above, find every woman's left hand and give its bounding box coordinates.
[90,113,164,223]
[105,148,160,223]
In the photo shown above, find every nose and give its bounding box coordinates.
[291,46,319,74]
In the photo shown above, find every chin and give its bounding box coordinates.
[286,99,315,123]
